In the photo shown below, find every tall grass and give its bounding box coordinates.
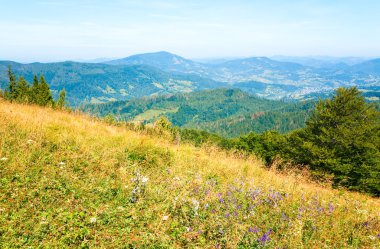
[0,99,379,248]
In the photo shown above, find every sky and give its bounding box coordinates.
[0,0,379,62]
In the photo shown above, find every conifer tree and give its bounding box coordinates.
[31,75,40,104]
[287,87,380,195]
[38,76,54,106]
[16,77,31,103]
[5,66,18,100]
[57,89,66,109]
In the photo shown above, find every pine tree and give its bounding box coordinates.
[57,89,66,109]
[5,66,18,101]
[16,77,31,103]
[38,76,54,106]
[287,87,380,195]
[31,75,40,104]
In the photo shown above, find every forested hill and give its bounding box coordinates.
[83,88,314,137]
[0,61,225,106]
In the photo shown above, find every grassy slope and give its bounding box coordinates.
[0,99,379,248]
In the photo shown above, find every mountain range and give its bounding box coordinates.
[1,51,380,105]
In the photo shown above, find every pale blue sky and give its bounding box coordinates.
[0,0,379,62]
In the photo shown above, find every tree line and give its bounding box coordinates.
[153,88,380,196]
[0,66,66,109]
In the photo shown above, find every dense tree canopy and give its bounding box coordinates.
[1,66,66,109]
[286,87,380,194]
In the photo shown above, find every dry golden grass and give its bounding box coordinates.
[0,99,379,248]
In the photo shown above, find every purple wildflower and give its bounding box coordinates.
[282,213,289,221]
[248,226,259,233]
[225,212,230,218]
[257,229,271,246]
[328,203,334,213]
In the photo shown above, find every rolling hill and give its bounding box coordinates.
[106,51,208,75]
[84,88,314,137]
[1,98,379,248]
[0,61,225,106]
[1,52,380,106]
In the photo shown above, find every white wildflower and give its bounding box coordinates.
[162,215,169,221]
[192,199,200,211]
[27,139,34,145]
[141,177,148,184]
[173,176,180,181]
[0,157,8,161]
[58,161,65,166]
[90,217,97,223]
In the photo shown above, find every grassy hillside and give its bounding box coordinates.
[1,99,380,248]
[84,88,313,137]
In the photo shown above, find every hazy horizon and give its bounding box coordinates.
[1,0,380,62]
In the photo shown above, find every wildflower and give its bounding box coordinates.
[282,213,289,221]
[58,161,65,165]
[328,203,334,213]
[257,229,271,246]
[377,234,380,239]
[162,215,169,221]
[27,139,34,145]
[90,217,97,223]
[225,212,230,218]
[204,203,209,209]
[0,157,8,161]
[173,176,180,181]
[186,227,192,232]
[141,177,148,184]
[248,226,259,233]
[192,199,200,211]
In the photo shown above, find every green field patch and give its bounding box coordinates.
[133,107,179,122]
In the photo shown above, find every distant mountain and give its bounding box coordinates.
[192,57,243,64]
[83,88,314,137]
[0,61,225,106]
[208,57,308,83]
[271,56,370,68]
[106,51,208,75]
[1,52,380,106]
[350,58,380,75]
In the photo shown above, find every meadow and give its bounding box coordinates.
[0,99,379,248]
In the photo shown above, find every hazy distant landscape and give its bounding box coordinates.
[1,51,380,106]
